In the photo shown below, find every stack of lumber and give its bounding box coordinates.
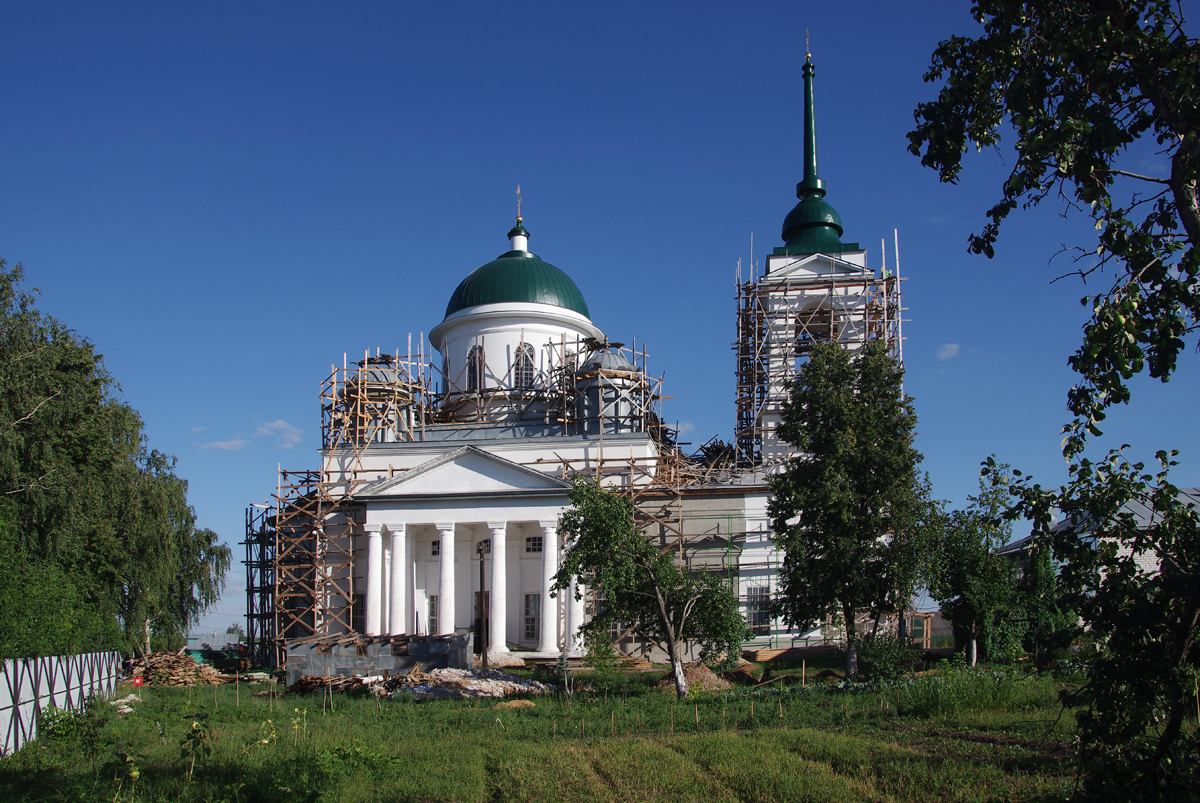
[742,646,839,662]
[287,674,359,694]
[131,652,231,686]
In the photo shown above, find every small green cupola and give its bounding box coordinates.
[777,54,860,255]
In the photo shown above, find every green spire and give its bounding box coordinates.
[778,53,859,255]
[798,55,825,198]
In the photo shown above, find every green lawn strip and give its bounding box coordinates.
[667,730,890,803]
[776,725,1070,803]
[488,742,617,803]
[0,677,1076,802]
[583,736,741,803]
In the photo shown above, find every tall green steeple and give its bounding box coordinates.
[777,53,860,255]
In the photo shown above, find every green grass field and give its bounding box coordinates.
[0,665,1077,802]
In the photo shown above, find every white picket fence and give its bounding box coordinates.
[0,651,123,754]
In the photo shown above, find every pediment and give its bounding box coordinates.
[764,251,870,281]
[356,446,571,499]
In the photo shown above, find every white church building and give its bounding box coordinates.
[245,54,904,667]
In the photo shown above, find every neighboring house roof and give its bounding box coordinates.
[1048,486,1200,539]
[186,633,241,650]
[995,533,1036,558]
[995,487,1200,565]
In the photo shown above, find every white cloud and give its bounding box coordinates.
[201,438,248,451]
[256,419,303,450]
[191,426,206,433]
[936,343,960,360]
[677,421,696,436]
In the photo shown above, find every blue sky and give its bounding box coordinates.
[4,2,1197,631]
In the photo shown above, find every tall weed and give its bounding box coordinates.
[900,662,1058,718]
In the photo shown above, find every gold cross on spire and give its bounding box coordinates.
[516,184,522,221]
[806,30,811,60]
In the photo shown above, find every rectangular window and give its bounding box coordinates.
[747,586,771,636]
[524,594,540,642]
[428,595,439,635]
[525,535,543,553]
[431,540,440,556]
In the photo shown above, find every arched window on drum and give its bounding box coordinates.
[514,343,536,389]
[467,345,483,393]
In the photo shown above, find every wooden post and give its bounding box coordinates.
[694,703,699,729]
[802,660,806,686]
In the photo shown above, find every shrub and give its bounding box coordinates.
[857,634,920,682]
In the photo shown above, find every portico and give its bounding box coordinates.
[356,445,584,658]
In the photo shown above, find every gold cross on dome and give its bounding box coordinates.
[516,184,522,219]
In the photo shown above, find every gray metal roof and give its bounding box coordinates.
[996,486,1200,556]
[1052,486,1200,537]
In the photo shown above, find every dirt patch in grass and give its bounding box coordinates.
[893,724,1075,769]
[720,659,759,686]
[657,663,733,695]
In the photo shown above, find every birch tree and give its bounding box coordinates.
[554,476,747,698]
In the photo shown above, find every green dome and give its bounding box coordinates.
[444,250,591,319]
[781,194,845,251]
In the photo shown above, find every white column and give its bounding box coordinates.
[364,524,384,636]
[381,541,391,634]
[436,523,455,634]
[488,522,508,654]
[388,524,407,635]
[538,521,558,653]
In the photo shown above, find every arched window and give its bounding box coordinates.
[466,345,483,393]
[514,343,536,389]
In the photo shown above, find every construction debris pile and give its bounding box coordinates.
[131,652,231,686]
[109,694,141,715]
[286,665,553,701]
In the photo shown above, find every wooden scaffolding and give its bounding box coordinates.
[733,244,905,468]
[243,337,733,666]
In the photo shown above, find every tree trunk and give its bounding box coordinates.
[672,658,689,698]
[967,634,978,667]
[143,618,153,658]
[843,603,858,678]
